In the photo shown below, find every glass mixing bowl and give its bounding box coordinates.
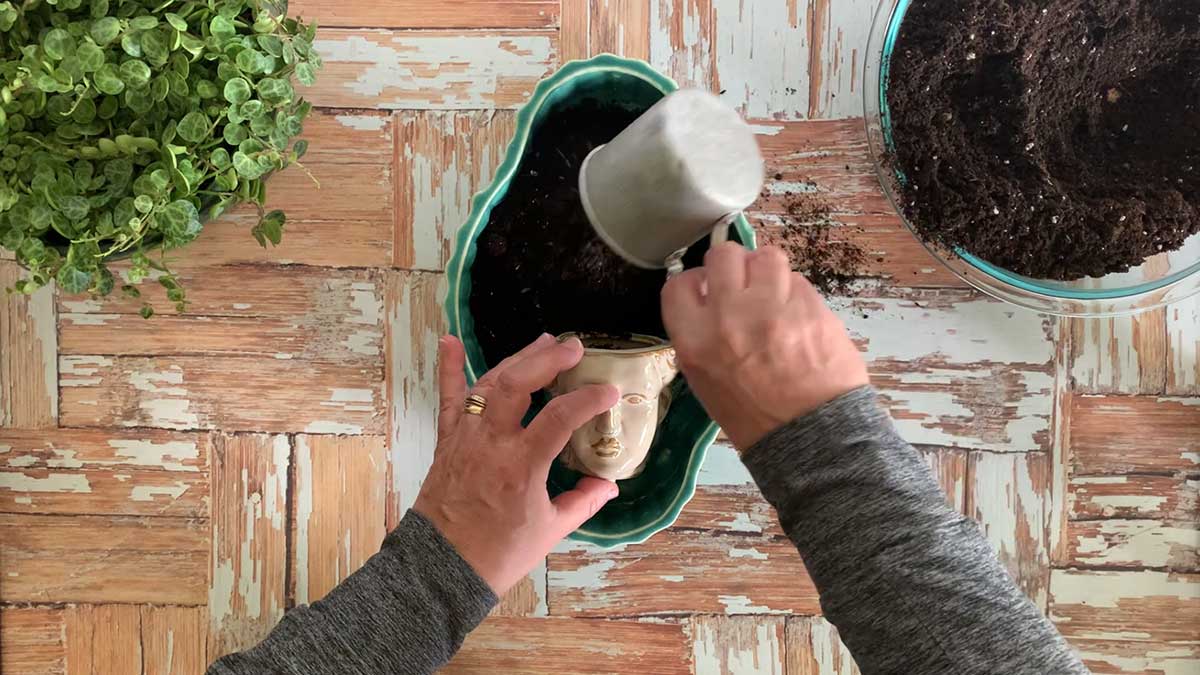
[864,0,1200,316]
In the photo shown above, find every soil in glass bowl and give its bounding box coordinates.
[887,0,1200,281]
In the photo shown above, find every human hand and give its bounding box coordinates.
[412,334,621,596]
[661,243,869,451]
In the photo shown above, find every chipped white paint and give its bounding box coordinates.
[60,313,117,326]
[1070,476,1171,517]
[1050,569,1200,609]
[547,559,618,591]
[60,298,103,313]
[129,368,199,429]
[312,31,555,109]
[729,547,769,561]
[649,0,713,88]
[717,512,764,534]
[59,355,113,386]
[698,442,754,486]
[748,123,784,136]
[334,114,387,131]
[232,303,253,310]
[806,0,878,118]
[717,595,783,615]
[1072,316,1157,394]
[302,421,363,435]
[660,575,686,583]
[692,618,783,675]
[1167,294,1200,395]
[971,452,1047,605]
[107,439,201,472]
[294,435,314,606]
[130,482,190,502]
[713,0,809,119]
[321,388,376,414]
[388,273,446,517]
[796,617,860,675]
[0,472,91,493]
[1072,520,1199,569]
[1074,643,1200,675]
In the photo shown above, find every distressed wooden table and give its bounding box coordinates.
[2,1,1198,673]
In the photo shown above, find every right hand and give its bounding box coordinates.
[661,243,870,452]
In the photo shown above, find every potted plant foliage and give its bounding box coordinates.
[0,0,320,316]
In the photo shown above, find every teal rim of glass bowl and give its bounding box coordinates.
[877,0,1200,301]
[443,54,756,547]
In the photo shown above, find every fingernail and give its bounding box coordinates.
[606,484,619,499]
[537,333,554,345]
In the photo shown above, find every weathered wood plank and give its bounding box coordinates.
[1068,520,1199,572]
[713,0,809,120]
[1,606,64,675]
[559,0,590,62]
[293,434,388,604]
[0,261,57,428]
[209,433,289,660]
[60,354,384,434]
[838,290,1056,454]
[306,30,557,110]
[65,604,141,675]
[142,605,207,675]
[1,513,208,604]
[492,558,549,617]
[1068,638,1200,675]
[967,451,1051,608]
[1071,397,1200,475]
[59,266,385,364]
[1167,295,1200,395]
[1069,313,1168,395]
[385,271,445,528]
[649,0,715,89]
[786,616,861,675]
[1071,475,1199,522]
[176,111,394,268]
[289,0,559,29]
[1050,569,1200,644]
[547,532,818,617]
[393,111,516,270]
[0,429,209,518]
[690,615,785,675]
[671,484,784,537]
[1050,319,1075,567]
[590,0,651,59]
[445,616,690,673]
[713,0,876,120]
[750,120,967,288]
[919,446,969,513]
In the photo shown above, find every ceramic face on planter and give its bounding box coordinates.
[548,334,678,481]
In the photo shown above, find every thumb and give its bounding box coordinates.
[550,476,619,538]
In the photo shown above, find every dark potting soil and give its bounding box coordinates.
[888,0,1200,280]
[469,100,671,367]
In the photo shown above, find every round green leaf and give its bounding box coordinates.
[238,99,263,118]
[235,48,263,73]
[129,15,159,31]
[56,263,93,294]
[134,194,154,213]
[59,195,90,220]
[140,28,169,65]
[76,41,105,72]
[232,150,264,179]
[295,62,316,87]
[90,16,121,45]
[119,59,151,87]
[195,79,218,99]
[43,29,74,61]
[94,64,125,94]
[120,32,142,57]
[223,77,251,104]
[209,15,235,40]
[210,147,231,169]
[71,97,97,124]
[90,0,109,18]
[222,122,247,145]
[165,13,188,31]
[176,111,209,144]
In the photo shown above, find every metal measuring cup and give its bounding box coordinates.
[578,89,765,275]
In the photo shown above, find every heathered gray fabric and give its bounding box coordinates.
[207,510,497,675]
[742,386,1087,675]
[209,386,1086,675]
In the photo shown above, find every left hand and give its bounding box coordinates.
[413,333,621,596]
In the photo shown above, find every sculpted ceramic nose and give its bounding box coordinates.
[596,407,620,435]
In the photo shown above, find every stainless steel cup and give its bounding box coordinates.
[578,89,765,271]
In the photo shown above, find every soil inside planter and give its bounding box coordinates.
[888,0,1200,280]
[470,100,678,367]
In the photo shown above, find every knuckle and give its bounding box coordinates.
[496,369,521,395]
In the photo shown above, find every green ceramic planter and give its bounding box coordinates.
[444,54,756,547]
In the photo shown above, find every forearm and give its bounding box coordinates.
[208,510,496,675]
[743,386,1085,675]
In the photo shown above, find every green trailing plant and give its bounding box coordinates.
[0,0,319,316]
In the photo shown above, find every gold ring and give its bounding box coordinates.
[463,393,487,416]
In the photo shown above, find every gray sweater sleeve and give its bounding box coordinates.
[207,510,496,675]
[743,386,1086,675]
